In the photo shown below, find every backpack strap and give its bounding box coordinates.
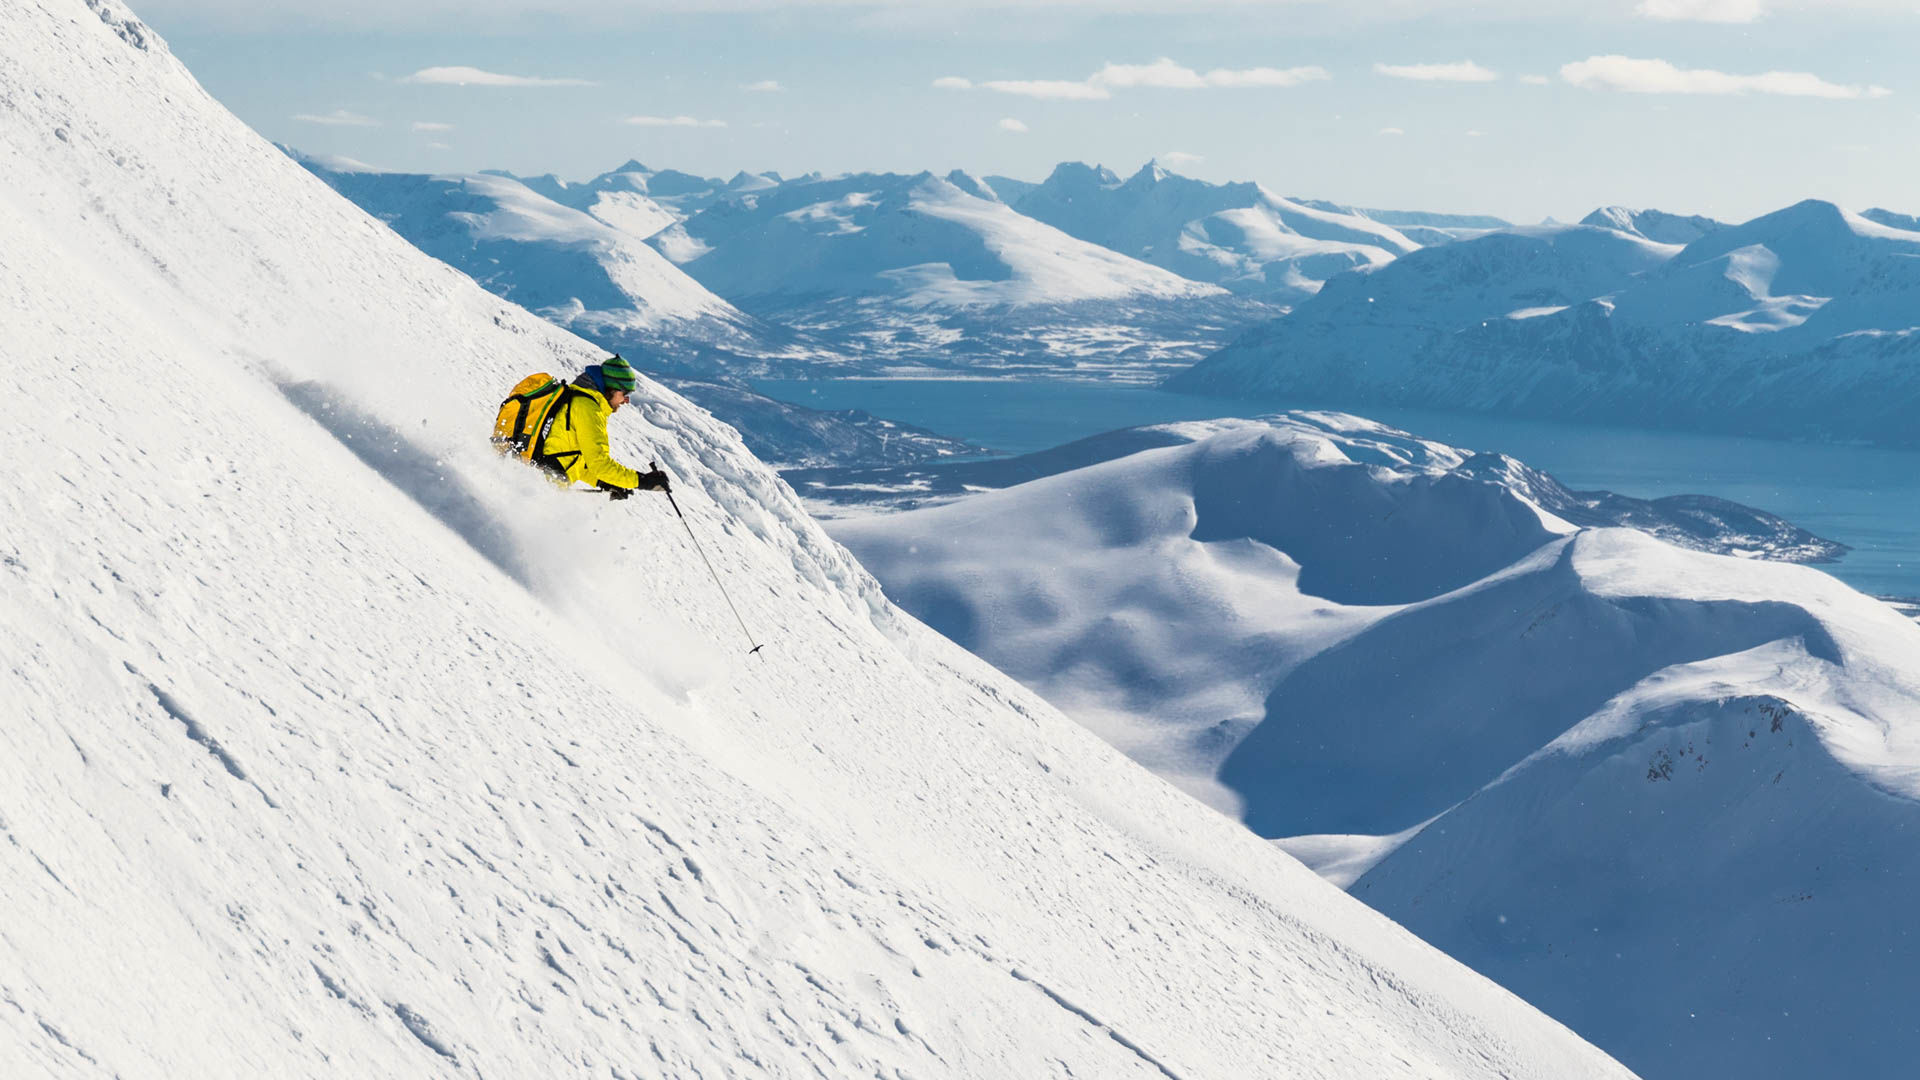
[529,385,584,479]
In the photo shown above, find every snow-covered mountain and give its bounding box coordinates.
[1579,205,1726,245]
[829,412,1920,1080]
[0,2,1634,1077]
[1173,200,1920,448]
[651,167,1271,377]
[291,152,756,351]
[1168,223,1676,396]
[492,160,787,229]
[659,167,1226,307]
[1004,162,1419,302]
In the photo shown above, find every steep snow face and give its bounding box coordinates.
[658,169,1225,308]
[293,154,749,339]
[1169,224,1675,397]
[829,413,1920,1080]
[0,3,1633,1078]
[1174,201,1920,448]
[1009,162,1418,302]
[1578,206,1726,246]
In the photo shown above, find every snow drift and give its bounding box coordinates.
[0,2,1630,1077]
[831,413,1920,1080]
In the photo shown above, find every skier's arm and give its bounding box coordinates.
[575,397,642,490]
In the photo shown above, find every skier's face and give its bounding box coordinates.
[607,388,630,412]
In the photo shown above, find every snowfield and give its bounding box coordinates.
[0,2,1633,1078]
[831,413,1920,1080]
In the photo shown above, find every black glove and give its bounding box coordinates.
[635,468,671,493]
[597,481,634,501]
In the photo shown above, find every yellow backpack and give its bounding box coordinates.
[491,373,569,467]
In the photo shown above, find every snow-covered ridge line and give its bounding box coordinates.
[0,2,1629,1077]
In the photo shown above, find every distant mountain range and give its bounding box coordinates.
[298,154,1287,383]
[292,150,757,351]
[991,161,1419,303]
[296,148,1920,449]
[1174,199,1920,448]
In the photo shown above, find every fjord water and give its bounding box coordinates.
[753,378,1920,599]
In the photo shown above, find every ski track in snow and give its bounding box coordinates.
[0,2,1630,1078]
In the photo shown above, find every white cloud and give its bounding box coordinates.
[1379,126,1405,135]
[1088,58,1327,90]
[1203,65,1329,88]
[982,79,1113,101]
[1374,60,1498,83]
[622,114,728,127]
[1093,58,1208,89]
[1635,0,1765,22]
[293,109,379,127]
[427,141,452,150]
[401,66,595,87]
[741,80,784,92]
[998,117,1029,133]
[953,58,1326,101]
[411,121,454,132]
[1159,150,1204,166]
[1465,129,1486,136]
[1520,74,1551,85]
[1561,55,1892,99]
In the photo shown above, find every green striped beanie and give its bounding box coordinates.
[600,354,638,392]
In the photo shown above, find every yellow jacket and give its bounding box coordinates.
[535,384,641,490]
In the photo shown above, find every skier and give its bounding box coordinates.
[533,355,671,500]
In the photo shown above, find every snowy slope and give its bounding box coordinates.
[1169,224,1676,396]
[1174,201,1920,448]
[0,3,1632,1078]
[829,413,1920,1080]
[1009,162,1419,302]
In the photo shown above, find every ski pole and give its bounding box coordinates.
[652,462,764,657]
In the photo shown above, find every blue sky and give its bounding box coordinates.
[140,0,1916,223]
